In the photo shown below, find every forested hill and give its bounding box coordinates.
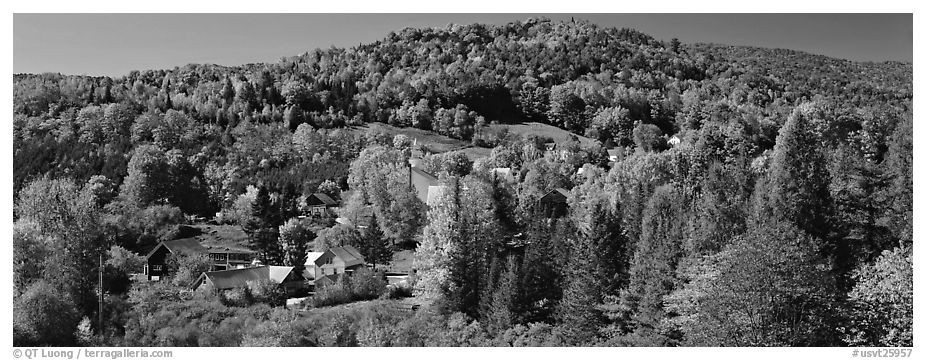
[13,18,911,195]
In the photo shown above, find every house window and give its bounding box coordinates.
[152,265,163,272]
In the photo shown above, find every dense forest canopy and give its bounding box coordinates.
[13,18,912,347]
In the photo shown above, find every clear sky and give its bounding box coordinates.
[14,13,913,77]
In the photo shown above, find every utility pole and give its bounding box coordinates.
[98,252,104,335]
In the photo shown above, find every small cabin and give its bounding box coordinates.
[304,193,339,217]
[539,188,570,218]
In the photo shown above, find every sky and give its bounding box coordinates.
[13,13,913,77]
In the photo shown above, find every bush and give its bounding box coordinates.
[311,268,387,308]
[219,286,255,307]
[350,268,387,301]
[312,278,353,308]
[384,282,414,299]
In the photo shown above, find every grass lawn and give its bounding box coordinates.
[383,249,416,274]
[487,121,598,148]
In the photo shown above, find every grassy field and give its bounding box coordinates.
[189,224,252,252]
[383,249,416,274]
[487,122,598,148]
[356,123,471,153]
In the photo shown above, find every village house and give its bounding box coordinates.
[192,265,304,296]
[304,245,366,287]
[539,188,570,218]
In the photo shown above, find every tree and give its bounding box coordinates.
[278,218,316,267]
[15,176,105,317]
[317,179,342,200]
[315,224,362,252]
[13,220,51,295]
[120,145,171,207]
[588,106,633,146]
[882,114,912,246]
[547,85,587,132]
[683,220,840,346]
[358,215,391,269]
[85,175,116,207]
[414,177,460,300]
[104,245,145,294]
[762,103,831,241]
[247,185,283,264]
[484,256,519,335]
[620,184,686,344]
[632,122,665,152]
[14,281,82,346]
[844,246,912,347]
[556,222,604,345]
[166,250,213,288]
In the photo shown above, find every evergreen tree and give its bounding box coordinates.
[620,184,686,344]
[883,114,912,246]
[484,256,520,335]
[763,103,832,241]
[556,221,604,345]
[359,215,391,269]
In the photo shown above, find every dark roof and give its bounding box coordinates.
[307,193,339,206]
[194,265,294,291]
[540,188,570,203]
[146,238,208,258]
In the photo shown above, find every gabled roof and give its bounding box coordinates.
[540,188,570,203]
[607,148,620,157]
[315,246,366,268]
[305,251,325,267]
[410,167,441,204]
[194,265,295,291]
[410,167,439,185]
[146,238,208,259]
[307,193,339,206]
